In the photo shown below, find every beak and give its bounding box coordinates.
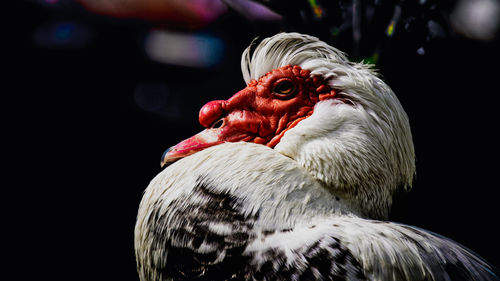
[160,129,223,167]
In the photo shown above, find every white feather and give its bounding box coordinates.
[136,142,359,233]
[135,32,497,281]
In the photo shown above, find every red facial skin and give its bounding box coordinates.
[161,65,336,167]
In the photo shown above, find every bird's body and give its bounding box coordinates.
[135,33,498,280]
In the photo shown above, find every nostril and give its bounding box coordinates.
[211,119,224,129]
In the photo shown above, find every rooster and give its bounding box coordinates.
[135,32,498,281]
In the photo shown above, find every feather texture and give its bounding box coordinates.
[136,143,498,281]
[243,32,415,219]
[135,33,498,280]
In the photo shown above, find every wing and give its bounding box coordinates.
[317,218,500,281]
[245,218,499,281]
[243,225,367,281]
[135,178,366,281]
[135,178,257,281]
[135,178,499,281]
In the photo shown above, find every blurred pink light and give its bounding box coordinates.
[77,0,227,25]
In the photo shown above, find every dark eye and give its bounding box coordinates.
[273,80,296,97]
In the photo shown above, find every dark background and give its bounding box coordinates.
[10,0,499,279]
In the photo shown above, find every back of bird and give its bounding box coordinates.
[313,217,500,281]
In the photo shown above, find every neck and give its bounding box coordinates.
[275,100,396,219]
